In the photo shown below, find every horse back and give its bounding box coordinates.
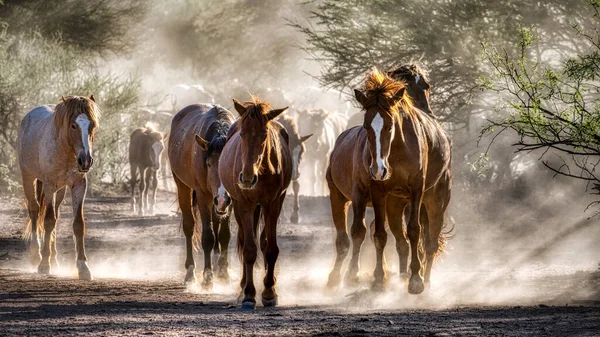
[327,126,370,200]
[18,105,56,177]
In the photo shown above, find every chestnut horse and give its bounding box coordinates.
[219,97,291,310]
[169,104,234,288]
[18,95,100,280]
[129,124,164,215]
[326,69,451,294]
[276,114,312,223]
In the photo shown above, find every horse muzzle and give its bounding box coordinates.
[213,195,231,216]
[369,166,389,181]
[238,172,258,189]
[77,155,94,172]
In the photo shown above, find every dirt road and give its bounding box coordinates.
[1,191,599,336]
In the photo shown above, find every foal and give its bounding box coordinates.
[18,95,100,280]
[219,97,291,310]
[129,124,165,215]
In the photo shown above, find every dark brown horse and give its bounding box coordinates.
[18,95,100,280]
[129,124,165,215]
[219,97,291,310]
[326,68,451,294]
[387,64,434,117]
[276,114,312,223]
[169,104,234,288]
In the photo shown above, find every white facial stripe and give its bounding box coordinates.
[75,115,91,154]
[371,113,385,176]
[292,145,301,177]
[415,75,421,84]
[217,184,228,209]
[151,142,162,164]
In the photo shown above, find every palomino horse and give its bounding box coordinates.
[129,124,164,215]
[298,109,347,195]
[18,95,100,280]
[326,69,451,294]
[169,104,234,288]
[219,97,291,310]
[276,114,312,223]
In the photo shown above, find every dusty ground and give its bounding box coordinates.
[0,188,599,336]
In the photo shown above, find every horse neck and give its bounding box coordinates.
[258,124,284,175]
[48,119,74,160]
[389,112,424,160]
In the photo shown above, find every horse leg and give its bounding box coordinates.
[370,185,388,291]
[22,175,42,266]
[345,188,367,287]
[422,179,450,285]
[50,186,66,270]
[262,195,285,307]
[144,168,152,214]
[233,201,246,302]
[173,175,196,285]
[290,179,300,223]
[130,163,137,213]
[138,168,147,216]
[71,177,92,280]
[197,192,215,289]
[238,200,258,310]
[149,170,158,215]
[326,175,350,289]
[387,196,409,281]
[38,184,57,275]
[215,209,231,281]
[407,187,425,295]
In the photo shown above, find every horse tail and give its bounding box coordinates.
[436,213,455,256]
[23,181,46,240]
[191,190,201,251]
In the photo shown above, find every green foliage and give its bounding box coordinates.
[481,5,600,201]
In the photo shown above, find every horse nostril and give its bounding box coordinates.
[77,157,83,167]
[213,197,218,206]
[239,172,244,183]
[89,157,94,167]
[251,175,258,185]
[382,167,388,178]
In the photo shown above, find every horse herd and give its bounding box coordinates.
[16,64,452,310]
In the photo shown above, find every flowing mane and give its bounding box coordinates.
[239,96,283,175]
[360,68,416,119]
[142,122,164,142]
[277,114,299,140]
[54,96,101,136]
[387,63,429,83]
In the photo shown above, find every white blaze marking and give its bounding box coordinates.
[371,113,385,179]
[151,141,162,165]
[292,145,301,178]
[216,184,228,210]
[75,115,91,154]
[415,75,421,84]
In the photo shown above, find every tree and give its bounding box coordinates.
[480,1,600,206]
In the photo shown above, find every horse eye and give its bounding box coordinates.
[207,163,211,168]
[71,124,76,129]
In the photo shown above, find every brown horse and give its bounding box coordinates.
[129,124,165,215]
[387,64,434,117]
[219,97,291,310]
[169,104,234,288]
[326,68,451,294]
[276,114,312,223]
[17,95,100,280]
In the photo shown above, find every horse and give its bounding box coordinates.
[17,95,100,280]
[387,64,434,117]
[168,104,234,288]
[276,114,312,223]
[326,68,452,294]
[297,109,347,195]
[129,123,165,215]
[219,97,291,310]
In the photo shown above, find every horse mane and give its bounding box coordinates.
[142,122,164,142]
[239,96,282,174]
[361,67,417,120]
[54,96,100,136]
[387,63,429,83]
[276,114,300,140]
[204,117,230,159]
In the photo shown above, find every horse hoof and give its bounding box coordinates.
[326,273,341,289]
[344,274,360,288]
[371,281,385,292]
[38,263,50,275]
[262,296,278,307]
[202,269,213,289]
[399,272,410,282]
[408,275,425,294]
[77,260,93,280]
[184,266,197,285]
[290,213,299,224]
[241,301,256,311]
[216,270,230,283]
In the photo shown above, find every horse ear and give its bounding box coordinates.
[354,89,367,106]
[266,107,288,121]
[89,94,96,102]
[61,96,66,103]
[300,134,313,143]
[232,99,246,116]
[394,88,406,101]
[195,134,209,151]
